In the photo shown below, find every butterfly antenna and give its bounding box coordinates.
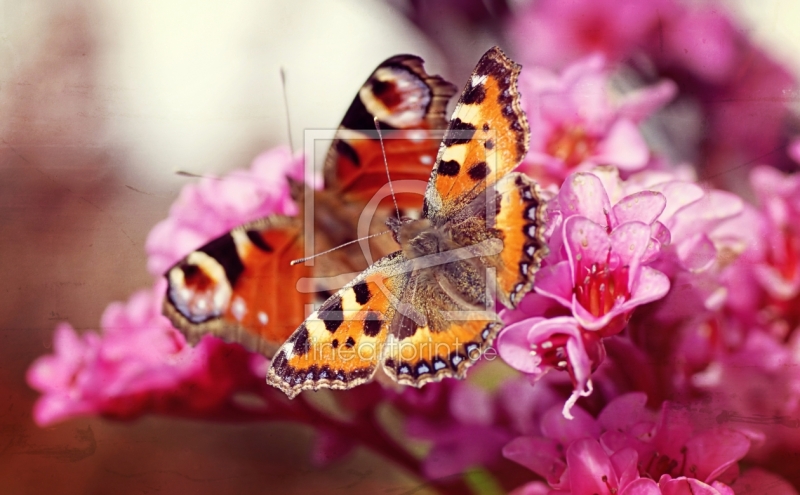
[280,67,295,153]
[374,116,401,220]
[290,229,392,265]
[174,170,223,181]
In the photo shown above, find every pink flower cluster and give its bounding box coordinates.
[498,165,738,418]
[504,393,796,495]
[519,56,676,186]
[509,0,797,187]
[26,283,266,425]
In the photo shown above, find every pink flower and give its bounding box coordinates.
[509,0,797,186]
[26,283,266,425]
[503,393,793,494]
[145,146,303,276]
[519,57,676,185]
[659,6,738,84]
[499,168,672,417]
[509,0,673,70]
[399,379,514,478]
[750,166,800,301]
[789,138,800,165]
[544,217,657,329]
[497,316,604,419]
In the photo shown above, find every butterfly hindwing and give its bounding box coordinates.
[382,269,503,387]
[424,47,530,221]
[491,173,549,308]
[324,54,457,210]
[267,252,411,398]
[163,216,312,357]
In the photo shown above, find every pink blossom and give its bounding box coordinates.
[497,317,603,419]
[538,206,670,333]
[789,138,800,165]
[26,283,266,425]
[400,379,514,478]
[145,146,303,276]
[750,166,800,301]
[659,7,739,84]
[519,57,676,185]
[503,393,794,495]
[509,0,673,70]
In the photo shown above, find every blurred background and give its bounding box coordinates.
[2,0,800,493]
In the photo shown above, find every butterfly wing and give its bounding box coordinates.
[490,172,549,307]
[381,268,503,387]
[423,46,530,222]
[163,216,312,357]
[324,54,457,210]
[267,251,411,398]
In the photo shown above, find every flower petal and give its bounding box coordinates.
[566,438,618,495]
[598,392,650,432]
[534,261,575,309]
[541,404,600,444]
[565,216,612,266]
[594,119,649,170]
[557,173,612,226]
[624,267,670,312]
[497,320,545,374]
[620,478,662,495]
[675,233,717,272]
[503,436,566,485]
[612,191,667,225]
[685,428,750,483]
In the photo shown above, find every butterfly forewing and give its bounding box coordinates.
[267,252,410,398]
[424,47,530,222]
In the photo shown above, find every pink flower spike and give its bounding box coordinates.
[27,286,266,425]
[27,323,102,425]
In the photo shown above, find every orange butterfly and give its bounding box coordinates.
[267,47,548,398]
